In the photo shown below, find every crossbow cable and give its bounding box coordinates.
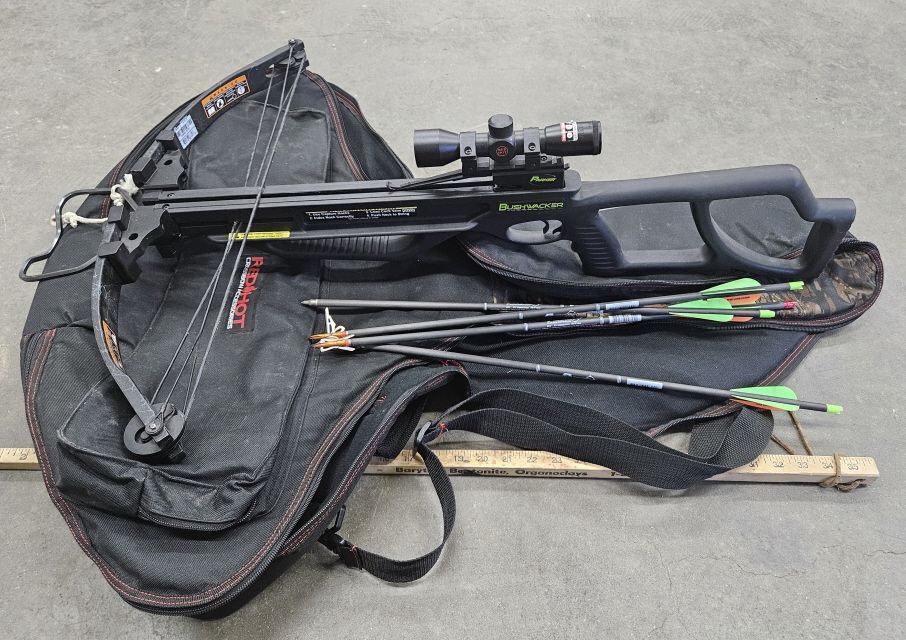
[91,39,309,463]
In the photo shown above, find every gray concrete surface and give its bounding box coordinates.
[1,1,904,637]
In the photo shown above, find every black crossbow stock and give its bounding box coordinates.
[20,39,856,463]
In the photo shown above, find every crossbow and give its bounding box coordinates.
[20,39,856,463]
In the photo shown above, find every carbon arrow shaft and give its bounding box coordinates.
[319,314,643,347]
[315,282,797,339]
[301,298,559,312]
[367,344,837,413]
[314,306,773,348]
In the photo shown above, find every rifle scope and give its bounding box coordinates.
[414,114,602,167]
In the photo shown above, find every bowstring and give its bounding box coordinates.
[150,221,239,408]
[184,354,199,411]
[184,46,306,419]
[252,48,296,189]
[250,86,296,188]
[243,72,275,187]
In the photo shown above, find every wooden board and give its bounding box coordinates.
[2,446,878,485]
[0,447,39,470]
[369,449,879,484]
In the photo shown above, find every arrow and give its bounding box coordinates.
[308,278,803,340]
[301,278,802,317]
[351,344,841,414]
[300,298,559,312]
[313,301,780,349]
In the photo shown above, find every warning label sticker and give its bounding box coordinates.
[304,206,417,223]
[201,74,250,119]
[230,230,292,240]
[174,114,199,148]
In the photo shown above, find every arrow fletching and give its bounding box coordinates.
[702,278,762,294]
[667,298,745,322]
[701,279,804,307]
[730,385,804,412]
[704,279,763,306]
[732,384,844,414]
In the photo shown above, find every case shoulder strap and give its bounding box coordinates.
[321,388,773,581]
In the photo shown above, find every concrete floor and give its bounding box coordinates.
[1,1,904,637]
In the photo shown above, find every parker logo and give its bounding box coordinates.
[529,175,557,183]
[227,256,264,332]
[498,201,564,212]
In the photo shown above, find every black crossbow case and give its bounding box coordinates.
[20,44,882,615]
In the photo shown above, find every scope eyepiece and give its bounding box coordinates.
[414,115,602,167]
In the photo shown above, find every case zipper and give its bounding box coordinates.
[304,70,368,181]
[332,86,413,179]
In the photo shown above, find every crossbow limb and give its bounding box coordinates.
[92,40,309,462]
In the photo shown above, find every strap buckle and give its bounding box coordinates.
[412,420,435,456]
[327,504,346,534]
[332,536,362,569]
[322,532,362,570]
[319,505,362,570]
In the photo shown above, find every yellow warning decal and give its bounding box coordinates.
[230,230,292,240]
[201,74,250,119]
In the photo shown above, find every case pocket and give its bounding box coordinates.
[51,249,321,531]
[187,101,331,188]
